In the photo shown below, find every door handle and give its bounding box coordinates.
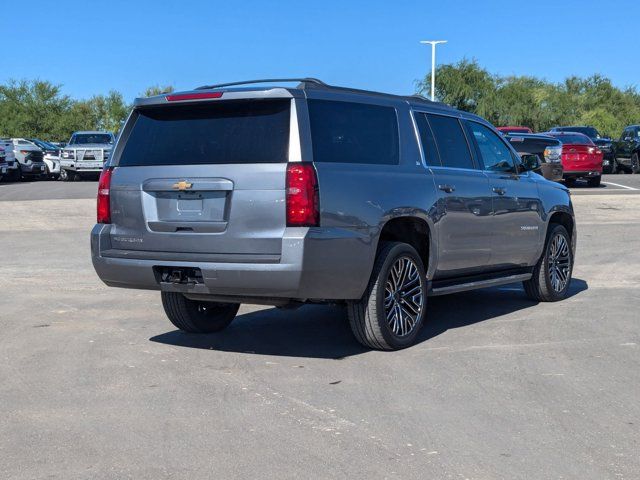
[492,187,506,195]
[438,184,455,193]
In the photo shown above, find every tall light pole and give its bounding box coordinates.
[420,40,447,101]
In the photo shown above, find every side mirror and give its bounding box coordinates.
[520,153,541,172]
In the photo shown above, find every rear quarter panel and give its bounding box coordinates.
[299,94,440,293]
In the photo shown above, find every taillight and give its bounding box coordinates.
[97,167,113,224]
[166,92,223,101]
[286,163,319,227]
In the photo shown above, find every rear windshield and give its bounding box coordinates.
[554,126,599,138]
[118,100,290,166]
[548,133,594,145]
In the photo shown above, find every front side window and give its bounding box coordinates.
[467,122,515,173]
[307,100,399,165]
[426,114,474,169]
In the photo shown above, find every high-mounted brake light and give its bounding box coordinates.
[286,163,319,227]
[97,167,113,224]
[165,92,223,102]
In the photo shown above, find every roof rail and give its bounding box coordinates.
[196,78,328,90]
[194,77,445,108]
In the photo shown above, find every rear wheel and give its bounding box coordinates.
[348,242,427,350]
[161,292,240,333]
[523,224,573,302]
[587,175,601,187]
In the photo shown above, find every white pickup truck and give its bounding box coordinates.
[60,131,115,181]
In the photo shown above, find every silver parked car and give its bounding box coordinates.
[60,131,114,181]
[0,138,47,180]
[91,78,576,350]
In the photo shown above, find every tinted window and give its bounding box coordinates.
[118,100,290,166]
[467,122,515,172]
[555,126,599,138]
[308,100,399,165]
[70,134,113,145]
[426,114,474,169]
[548,133,594,145]
[414,113,440,166]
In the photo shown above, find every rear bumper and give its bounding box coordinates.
[563,170,601,179]
[91,224,375,302]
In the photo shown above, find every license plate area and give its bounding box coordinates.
[155,190,227,222]
[154,266,203,285]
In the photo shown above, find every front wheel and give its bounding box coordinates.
[523,224,573,302]
[59,168,71,181]
[348,242,427,350]
[161,292,240,333]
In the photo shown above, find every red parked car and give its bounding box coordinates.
[497,126,533,134]
[546,132,603,187]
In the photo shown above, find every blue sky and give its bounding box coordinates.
[4,0,639,101]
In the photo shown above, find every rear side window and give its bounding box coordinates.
[118,100,290,166]
[426,114,474,169]
[308,100,399,165]
[414,113,441,166]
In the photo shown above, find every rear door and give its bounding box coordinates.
[418,113,494,276]
[108,96,294,257]
[464,121,543,267]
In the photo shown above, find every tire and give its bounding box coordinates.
[347,242,427,350]
[523,224,573,302]
[12,165,23,182]
[612,158,620,174]
[564,177,576,188]
[586,175,601,187]
[59,168,75,182]
[161,292,239,333]
[632,153,640,174]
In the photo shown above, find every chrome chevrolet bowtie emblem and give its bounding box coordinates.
[172,180,193,191]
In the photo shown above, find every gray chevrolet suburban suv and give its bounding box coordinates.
[91,78,576,350]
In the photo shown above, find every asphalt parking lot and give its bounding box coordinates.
[1,176,639,479]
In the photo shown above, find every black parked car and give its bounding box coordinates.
[504,133,564,181]
[549,126,616,173]
[615,125,640,173]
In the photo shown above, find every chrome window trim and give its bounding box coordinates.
[288,98,302,163]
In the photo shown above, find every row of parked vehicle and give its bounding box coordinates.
[0,131,115,182]
[496,124,640,187]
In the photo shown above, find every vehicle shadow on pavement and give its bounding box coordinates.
[149,278,588,359]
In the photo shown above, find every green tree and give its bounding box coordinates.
[416,61,640,137]
[0,80,76,140]
[86,91,130,133]
[417,58,496,118]
[141,85,174,97]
